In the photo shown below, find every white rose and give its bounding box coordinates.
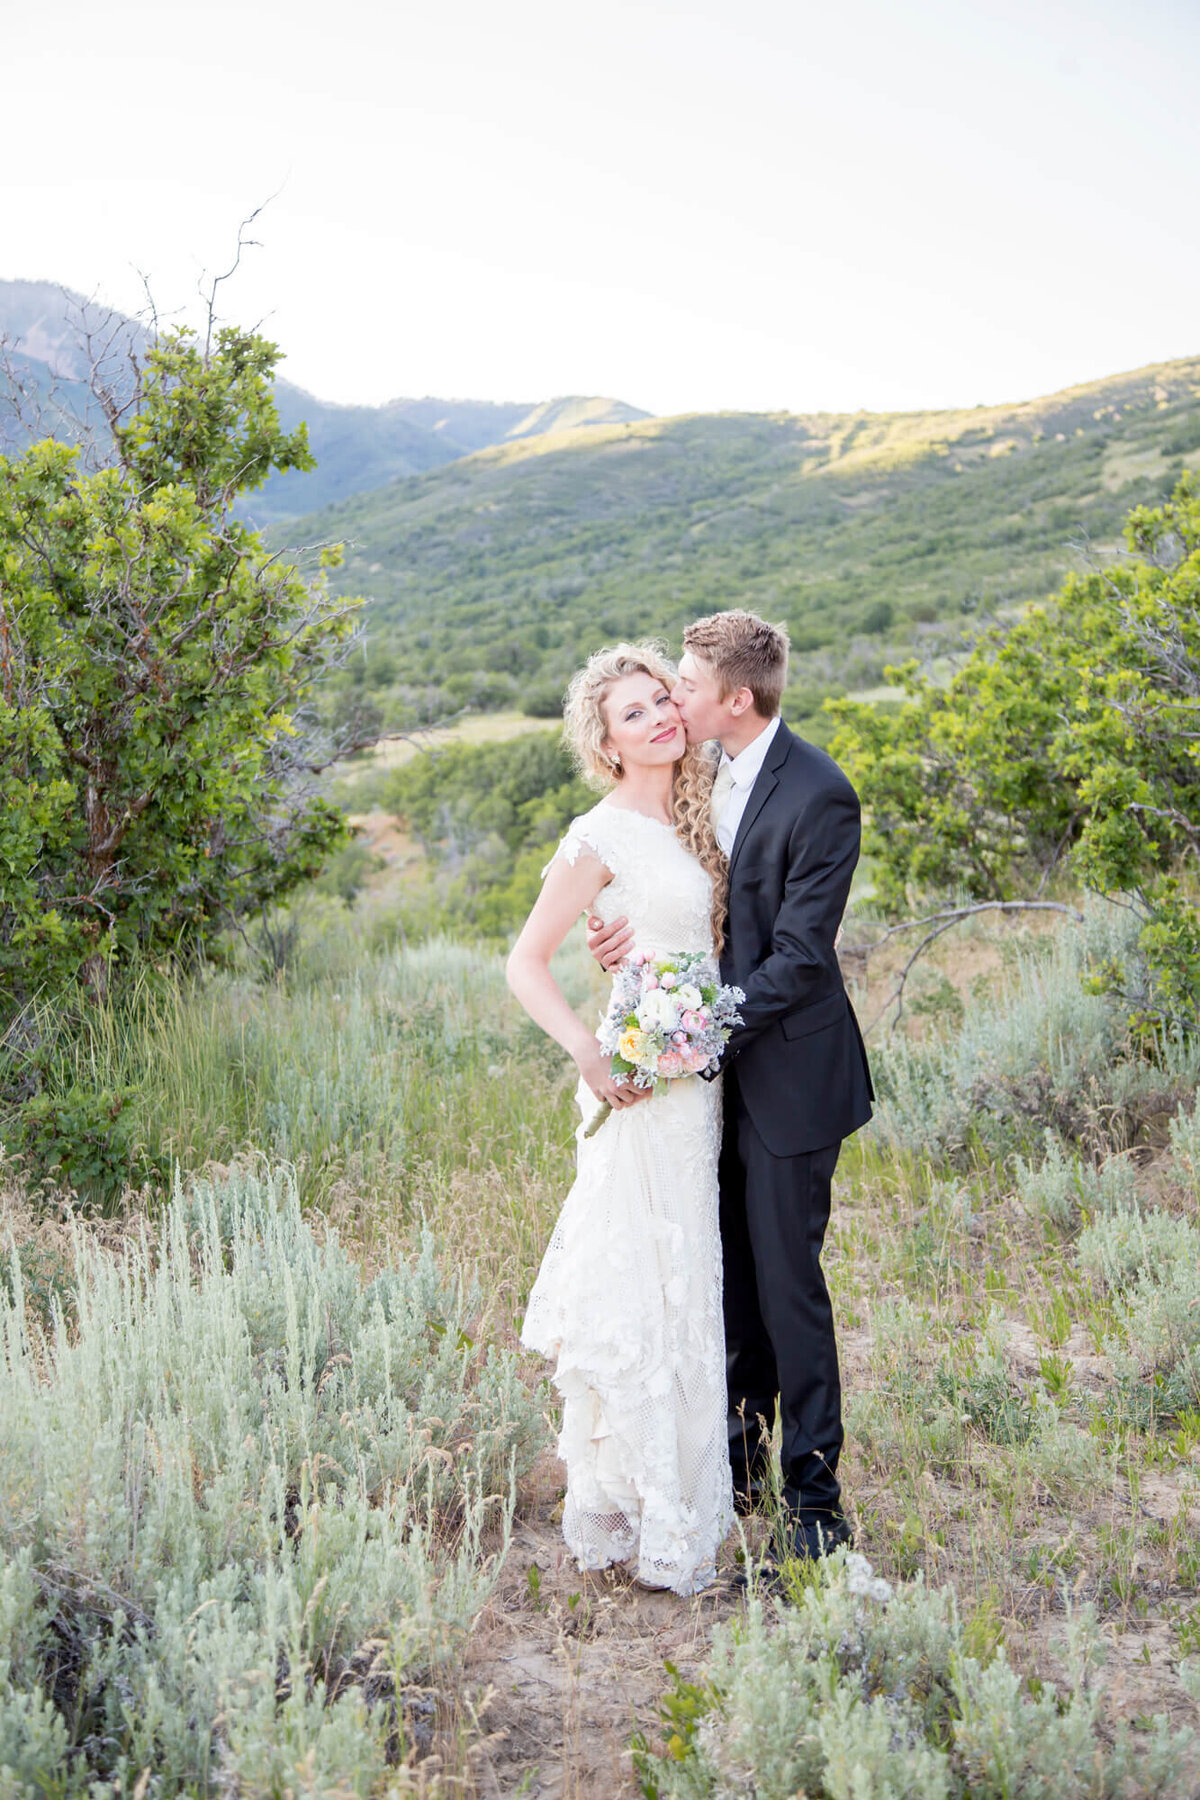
[675,983,702,1011]
[637,989,679,1032]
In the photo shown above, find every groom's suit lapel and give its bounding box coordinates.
[728,722,794,876]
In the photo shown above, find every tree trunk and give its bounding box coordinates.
[81,776,113,1003]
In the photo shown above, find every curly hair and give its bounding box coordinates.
[562,642,727,953]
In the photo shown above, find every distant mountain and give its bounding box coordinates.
[282,354,1200,734]
[0,280,651,521]
[261,391,650,521]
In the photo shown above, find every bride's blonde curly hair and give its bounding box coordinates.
[563,641,727,952]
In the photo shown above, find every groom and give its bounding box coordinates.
[587,610,873,1559]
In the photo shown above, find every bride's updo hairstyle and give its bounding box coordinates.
[563,642,728,952]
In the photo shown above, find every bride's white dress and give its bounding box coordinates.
[522,801,733,1594]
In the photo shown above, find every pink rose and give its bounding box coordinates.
[672,1030,687,1046]
[659,970,677,988]
[681,1009,703,1033]
[684,1047,711,1073]
[643,973,659,990]
[657,1050,684,1077]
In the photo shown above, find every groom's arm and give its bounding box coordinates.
[727,781,860,1052]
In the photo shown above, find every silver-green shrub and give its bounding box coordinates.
[1077,1202,1200,1424]
[637,1552,1192,1800]
[1014,1133,1140,1232]
[0,1164,546,1795]
[1019,1398,1104,1500]
[869,903,1200,1161]
[1168,1090,1200,1194]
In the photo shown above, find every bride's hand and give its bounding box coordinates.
[573,1041,650,1109]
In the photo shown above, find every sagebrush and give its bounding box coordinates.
[0,1163,547,1795]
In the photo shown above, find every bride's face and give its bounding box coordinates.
[601,672,684,771]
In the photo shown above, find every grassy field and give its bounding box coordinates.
[287,355,1200,734]
[5,889,1200,1794]
[340,710,558,781]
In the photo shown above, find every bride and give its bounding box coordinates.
[506,643,733,1594]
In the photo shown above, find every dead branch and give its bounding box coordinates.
[845,900,1086,1035]
[201,194,281,357]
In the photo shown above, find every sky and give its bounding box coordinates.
[5,0,1199,418]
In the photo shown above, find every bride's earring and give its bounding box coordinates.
[610,754,623,776]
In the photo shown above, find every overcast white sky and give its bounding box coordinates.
[6,0,1198,416]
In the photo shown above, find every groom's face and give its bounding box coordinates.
[672,652,735,744]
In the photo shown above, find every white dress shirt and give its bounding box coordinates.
[712,715,781,857]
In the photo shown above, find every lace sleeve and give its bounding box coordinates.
[542,811,618,881]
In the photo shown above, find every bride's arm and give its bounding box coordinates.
[507,852,650,1110]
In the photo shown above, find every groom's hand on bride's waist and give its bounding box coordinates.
[586,913,634,972]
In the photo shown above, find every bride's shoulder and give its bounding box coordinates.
[571,800,631,843]
[548,802,625,875]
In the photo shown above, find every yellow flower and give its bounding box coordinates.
[618,1028,648,1063]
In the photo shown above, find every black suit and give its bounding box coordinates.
[717,721,873,1526]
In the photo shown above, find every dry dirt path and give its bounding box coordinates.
[462,1484,753,1800]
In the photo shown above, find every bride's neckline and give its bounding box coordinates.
[596,800,675,829]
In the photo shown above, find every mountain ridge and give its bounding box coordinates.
[0,279,651,520]
[281,351,1200,731]
[4,278,1196,741]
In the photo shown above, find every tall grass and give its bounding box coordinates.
[11,934,597,1273]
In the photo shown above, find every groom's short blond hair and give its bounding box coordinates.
[682,610,789,717]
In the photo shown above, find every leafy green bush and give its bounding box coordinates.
[309,835,385,906]
[0,322,360,1022]
[347,728,592,940]
[636,1552,1192,1799]
[831,474,1200,1029]
[6,1082,162,1210]
[0,1164,547,1794]
[0,1237,75,1335]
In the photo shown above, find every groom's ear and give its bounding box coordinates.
[728,686,756,719]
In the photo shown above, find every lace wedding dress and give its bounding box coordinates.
[522,801,733,1594]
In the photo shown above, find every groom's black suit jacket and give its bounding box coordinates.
[719,721,874,1158]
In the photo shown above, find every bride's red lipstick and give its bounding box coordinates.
[651,724,679,743]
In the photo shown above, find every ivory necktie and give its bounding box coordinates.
[711,757,734,825]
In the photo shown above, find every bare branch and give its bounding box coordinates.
[846,900,1086,1035]
[201,192,284,357]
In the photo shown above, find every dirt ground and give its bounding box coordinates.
[450,1299,1200,1798]
[462,1477,753,1800]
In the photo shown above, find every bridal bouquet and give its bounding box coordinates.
[584,951,745,1136]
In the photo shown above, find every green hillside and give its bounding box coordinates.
[292,356,1200,734]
